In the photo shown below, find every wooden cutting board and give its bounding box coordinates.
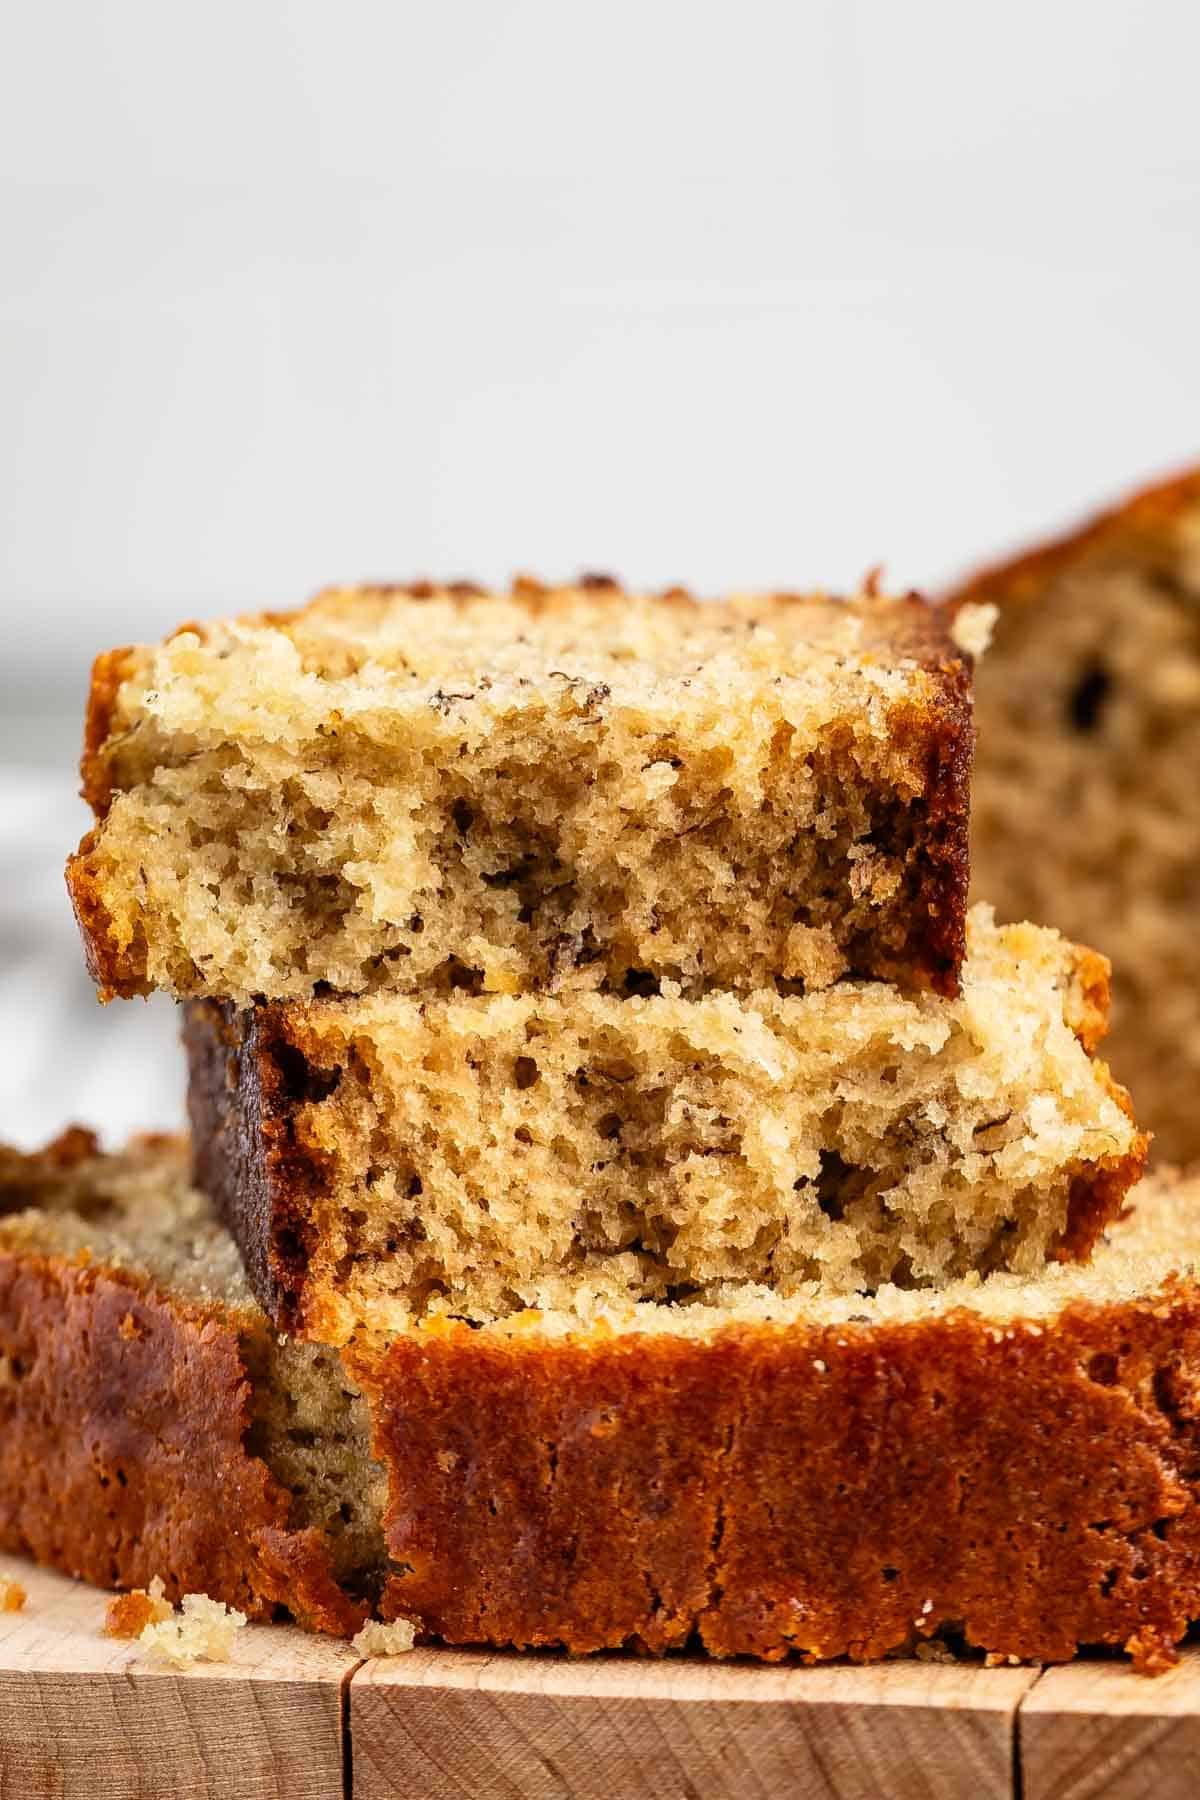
[0,1561,1197,1799]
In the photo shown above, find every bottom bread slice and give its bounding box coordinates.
[0,1129,378,1635]
[4,1128,1200,1671]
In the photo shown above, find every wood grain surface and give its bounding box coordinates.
[351,1646,1037,1800]
[0,1561,355,1800]
[1020,1648,1200,1800]
[0,1560,1196,1799]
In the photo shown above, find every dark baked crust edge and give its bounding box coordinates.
[184,1001,323,1332]
[0,1131,362,1633]
[885,650,972,996]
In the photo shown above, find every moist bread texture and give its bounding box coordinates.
[185,906,1144,1340]
[9,1131,1200,1671]
[947,466,1200,1165]
[68,580,973,1006]
[0,1129,380,1632]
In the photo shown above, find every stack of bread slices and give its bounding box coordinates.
[3,567,1199,1673]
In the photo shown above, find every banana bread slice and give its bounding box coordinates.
[67,580,972,1006]
[0,1128,380,1632]
[354,1159,1200,1674]
[184,905,1145,1341]
[946,465,1200,1164]
[7,1130,1200,1663]
[8,1128,1200,1673]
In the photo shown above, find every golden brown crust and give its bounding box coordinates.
[1066,943,1113,1057]
[71,642,158,998]
[0,1134,363,1635]
[348,1282,1200,1673]
[1056,1122,1148,1260]
[886,648,973,995]
[947,465,1200,612]
[79,646,140,819]
[64,832,151,1002]
[0,1580,26,1613]
[0,1125,102,1186]
[71,581,974,1004]
[104,1589,161,1638]
[297,580,958,661]
[71,648,151,994]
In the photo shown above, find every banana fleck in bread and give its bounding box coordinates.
[947,465,1200,1164]
[9,1128,1200,1673]
[67,580,973,1006]
[184,905,1144,1340]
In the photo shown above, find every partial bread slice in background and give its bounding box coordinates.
[0,1129,376,1635]
[946,465,1200,1164]
[67,581,973,1006]
[184,906,1145,1340]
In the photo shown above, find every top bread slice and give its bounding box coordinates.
[946,466,1200,1164]
[68,580,973,1007]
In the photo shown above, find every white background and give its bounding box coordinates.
[1,0,1197,1145]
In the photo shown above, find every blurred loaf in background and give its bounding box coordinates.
[949,467,1200,1165]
